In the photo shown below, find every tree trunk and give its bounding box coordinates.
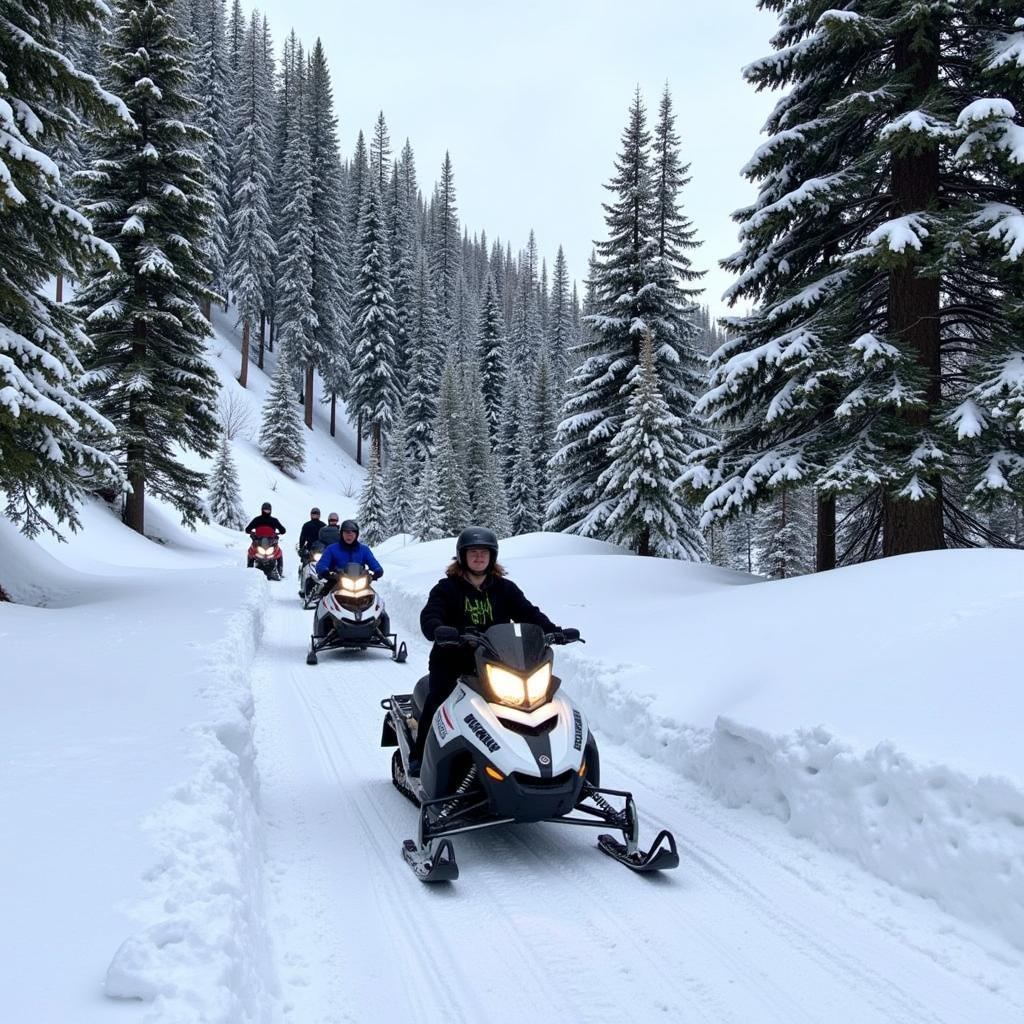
[304,365,314,429]
[239,320,250,388]
[357,412,363,465]
[202,296,211,320]
[258,311,266,369]
[330,395,336,437]
[637,524,651,557]
[125,333,147,535]
[268,315,275,353]
[55,274,63,303]
[816,492,836,571]
[883,23,945,557]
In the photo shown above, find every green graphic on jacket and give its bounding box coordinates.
[464,595,494,627]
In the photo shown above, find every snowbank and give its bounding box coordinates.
[381,535,1024,951]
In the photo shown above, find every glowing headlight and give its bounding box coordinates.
[485,663,552,708]
[341,576,368,591]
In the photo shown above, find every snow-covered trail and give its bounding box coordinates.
[252,582,1024,1024]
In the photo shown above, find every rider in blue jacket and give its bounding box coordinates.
[315,519,383,578]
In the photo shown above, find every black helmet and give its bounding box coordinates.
[310,507,320,516]
[340,519,359,537]
[456,526,498,570]
[261,502,272,513]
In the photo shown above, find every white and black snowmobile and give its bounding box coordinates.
[297,543,325,608]
[306,562,407,665]
[381,623,678,882]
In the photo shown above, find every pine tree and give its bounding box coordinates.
[531,348,560,516]
[207,433,245,528]
[75,0,221,534]
[685,3,1024,562]
[431,152,461,340]
[413,454,445,541]
[0,0,130,535]
[598,330,703,558]
[357,449,389,544]
[509,430,540,535]
[548,245,572,387]
[755,489,814,580]
[383,402,414,535]
[227,11,276,387]
[476,273,506,437]
[434,426,471,536]
[349,175,400,459]
[405,250,442,465]
[259,354,305,473]
[370,110,391,199]
[497,364,526,490]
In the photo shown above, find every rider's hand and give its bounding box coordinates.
[434,625,460,646]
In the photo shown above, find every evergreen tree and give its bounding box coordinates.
[476,273,507,437]
[434,425,472,536]
[598,330,703,558]
[755,489,814,580]
[370,110,391,199]
[76,0,221,535]
[531,348,560,516]
[548,245,572,387]
[685,3,1024,562]
[357,449,389,544]
[497,364,526,490]
[259,354,305,473]
[0,0,129,535]
[413,454,445,541]
[227,11,276,387]
[383,403,414,535]
[509,430,541,535]
[349,175,400,458]
[405,250,442,465]
[207,433,245,528]
[431,152,461,339]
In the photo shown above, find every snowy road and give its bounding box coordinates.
[252,582,1024,1024]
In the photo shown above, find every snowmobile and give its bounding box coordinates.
[306,562,408,665]
[297,543,325,608]
[381,623,679,882]
[247,526,283,581]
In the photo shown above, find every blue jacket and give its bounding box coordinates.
[316,541,383,577]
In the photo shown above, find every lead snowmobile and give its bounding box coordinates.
[306,562,407,665]
[381,623,678,882]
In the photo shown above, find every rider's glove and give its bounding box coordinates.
[434,625,460,646]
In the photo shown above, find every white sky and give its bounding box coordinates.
[244,0,780,316]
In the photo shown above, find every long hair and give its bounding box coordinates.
[445,559,507,579]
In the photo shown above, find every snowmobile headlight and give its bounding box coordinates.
[524,664,552,705]
[340,576,368,592]
[486,665,528,706]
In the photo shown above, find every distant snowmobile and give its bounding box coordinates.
[247,527,283,581]
[381,623,678,882]
[306,562,407,665]
[298,543,325,608]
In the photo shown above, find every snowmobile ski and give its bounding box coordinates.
[402,838,458,882]
[597,829,679,872]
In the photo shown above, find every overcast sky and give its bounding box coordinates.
[244,0,780,316]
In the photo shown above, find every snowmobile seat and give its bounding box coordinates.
[412,675,431,718]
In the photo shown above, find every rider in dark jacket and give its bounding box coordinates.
[297,508,323,556]
[407,526,560,775]
[318,511,342,547]
[244,502,286,573]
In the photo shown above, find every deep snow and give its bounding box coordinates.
[2,312,1023,1021]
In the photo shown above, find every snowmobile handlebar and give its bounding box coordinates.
[434,626,584,651]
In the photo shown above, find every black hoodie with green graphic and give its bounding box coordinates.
[419,573,558,641]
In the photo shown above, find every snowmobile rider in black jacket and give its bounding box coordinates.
[318,511,342,547]
[244,502,287,574]
[407,526,563,776]
[297,507,323,557]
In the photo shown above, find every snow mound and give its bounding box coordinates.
[0,513,95,606]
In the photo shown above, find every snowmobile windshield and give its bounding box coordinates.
[472,623,556,712]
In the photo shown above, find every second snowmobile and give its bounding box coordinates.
[381,622,678,882]
[306,562,407,665]
[297,543,325,608]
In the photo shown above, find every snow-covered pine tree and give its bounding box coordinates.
[431,152,461,341]
[259,354,305,473]
[349,174,400,460]
[413,454,445,541]
[274,45,321,430]
[357,448,389,544]
[548,245,572,388]
[685,3,1024,563]
[383,402,414,536]
[755,489,814,580]
[206,432,245,528]
[531,348,559,517]
[75,0,221,535]
[387,162,416,396]
[548,91,659,537]
[434,423,472,537]
[306,41,348,424]
[497,363,526,491]
[195,0,232,308]
[370,110,391,200]
[509,430,541,536]
[598,329,702,558]
[228,0,244,73]
[476,273,506,437]
[227,10,276,387]
[405,250,442,466]
[0,0,130,535]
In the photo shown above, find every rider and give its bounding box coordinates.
[244,502,287,574]
[407,526,562,776]
[297,507,323,558]
[315,518,384,582]
[318,511,342,548]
